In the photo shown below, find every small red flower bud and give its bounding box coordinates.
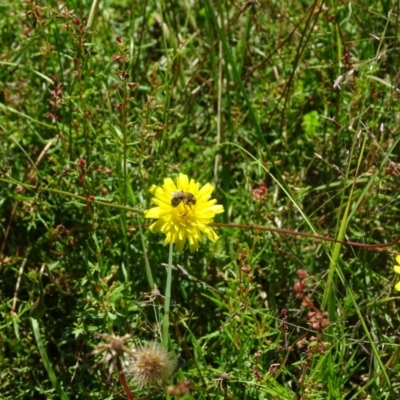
[16,184,25,194]
[296,269,309,280]
[312,322,320,330]
[293,281,303,295]
[241,266,251,274]
[183,380,191,388]
[56,224,65,234]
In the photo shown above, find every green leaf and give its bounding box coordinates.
[302,111,319,137]
[31,318,69,400]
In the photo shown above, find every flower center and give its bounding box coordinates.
[171,203,195,225]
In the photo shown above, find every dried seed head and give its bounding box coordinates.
[127,341,177,388]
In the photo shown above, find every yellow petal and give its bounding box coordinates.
[203,227,219,242]
[176,173,189,190]
[149,184,158,194]
[174,237,185,252]
[395,281,400,291]
[189,242,199,252]
[396,255,400,265]
[188,179,200,194]
[394,266,400,274]
[145,207,163,218]
[154,189,172,205]
[198,183,214,200]
[198,199,217,207]
[149,219,165,233]
[209,204,224,214]
[163,178,177,193]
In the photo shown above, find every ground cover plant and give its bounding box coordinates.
[1,0,400,399]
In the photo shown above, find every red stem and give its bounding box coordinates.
[116,358,135,400]
[212,222,400,250]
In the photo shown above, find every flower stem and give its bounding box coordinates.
[116,357,135,400]
[0,177,143,214]
[137,216,154,289]
[162,243,173,348]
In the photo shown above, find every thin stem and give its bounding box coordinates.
[322,133,367,312]
[212,222,400,250]
[116,357,135,400]
[162,243,173,348]
[11,249,31,311]
[86,0,100,30]
[30,264,47,320]
[2,176,400,251]
[137,215,154,289]
[0,177,143,213]
[44,264,72,296]
[213,14,223,186]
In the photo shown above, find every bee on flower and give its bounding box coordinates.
[145,173,224,252]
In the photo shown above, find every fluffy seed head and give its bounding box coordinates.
[127,341,177,388]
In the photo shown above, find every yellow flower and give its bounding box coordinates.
[394,255,400,291]
[145,173,224,252]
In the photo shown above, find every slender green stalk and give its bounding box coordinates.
[137,215,154,289]
[31,318,69,400]
[30,264,46,319]
[322,133,367,314]
[0,177,143,213]
[162,243,174,348]
[86,0,100,30]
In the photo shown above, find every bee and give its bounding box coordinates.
[171,190,196,208]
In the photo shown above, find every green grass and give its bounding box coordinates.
[1,0,400,399]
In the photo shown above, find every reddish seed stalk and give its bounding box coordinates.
[116,358,135,400]
[212,222,400,250]
[1,177,399,252]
